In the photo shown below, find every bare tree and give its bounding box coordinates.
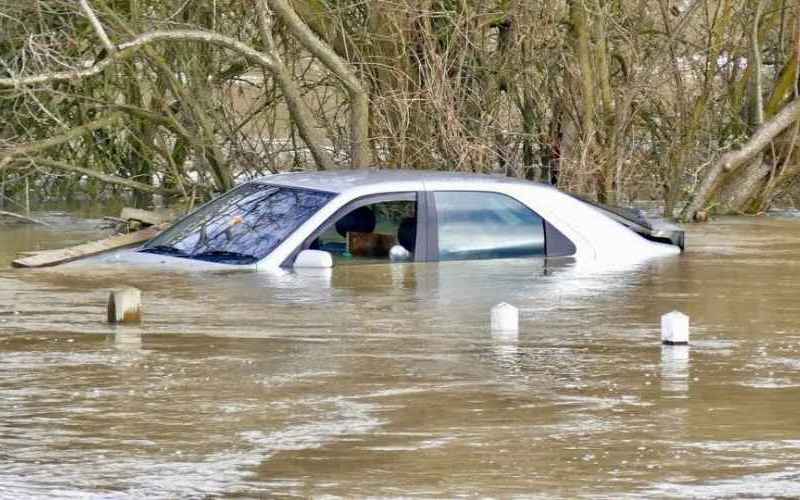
[1,0,799,219]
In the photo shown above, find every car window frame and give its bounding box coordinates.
[427,189,575,261]
[281,191,431,267]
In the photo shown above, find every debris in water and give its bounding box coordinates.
[0,210,50,226]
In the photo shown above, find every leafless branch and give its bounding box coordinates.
[0,30,276,88]
[79,0,116,54]
[0,113,122,169]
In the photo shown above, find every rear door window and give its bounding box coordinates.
[433,191,545,261]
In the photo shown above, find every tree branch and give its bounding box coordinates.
[0,113,122,169]
[17,158,177,194]
[0,30,276,88]
[79,0,116,54]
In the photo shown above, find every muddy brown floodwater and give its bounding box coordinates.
[2,212,800,498]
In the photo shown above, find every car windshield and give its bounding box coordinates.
[141,183,335,265]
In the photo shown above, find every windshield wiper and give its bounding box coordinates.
[140,244,188,257]
[191,250,258,264]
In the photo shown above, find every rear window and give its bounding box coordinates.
[568,194,652,231]
[142,184,334,264]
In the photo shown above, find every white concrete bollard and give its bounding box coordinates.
[491,303,519,333]
[107,288,142,324]
[661,310,689,345]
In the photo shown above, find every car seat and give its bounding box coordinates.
[390,217,416,262]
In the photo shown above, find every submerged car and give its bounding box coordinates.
[109,170,683,270]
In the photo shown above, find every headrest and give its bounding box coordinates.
[390,245,412,262]
[397,217,417,252]
[336,206,376,237]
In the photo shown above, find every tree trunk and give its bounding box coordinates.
[569,0,596,140]
[716,157,771,213]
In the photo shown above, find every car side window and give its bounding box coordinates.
[312,199,417,265]
[434,191,545,261]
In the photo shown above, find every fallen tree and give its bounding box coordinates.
[680,98,800,222]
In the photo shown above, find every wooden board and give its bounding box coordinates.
[12,224,167,268]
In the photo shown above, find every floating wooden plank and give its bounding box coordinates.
[14,249,60,257]
[119,207,175,226]
[12,224,167,268]
[0,210,51,226]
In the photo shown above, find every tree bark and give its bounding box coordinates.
[716,157,771,212]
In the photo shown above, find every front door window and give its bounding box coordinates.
[312,199,417,264]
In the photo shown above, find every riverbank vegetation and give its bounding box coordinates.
[0,0,798,221]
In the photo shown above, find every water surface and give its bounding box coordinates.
[2,214,800,498]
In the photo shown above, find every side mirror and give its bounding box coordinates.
[293,249,334,268]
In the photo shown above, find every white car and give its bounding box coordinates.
[100,170,683,270]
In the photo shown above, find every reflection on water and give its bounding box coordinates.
[114,330,143,352]
[2,214,800,497]
[660,345,690,395]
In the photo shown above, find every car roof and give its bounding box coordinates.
[252,169,550,195]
